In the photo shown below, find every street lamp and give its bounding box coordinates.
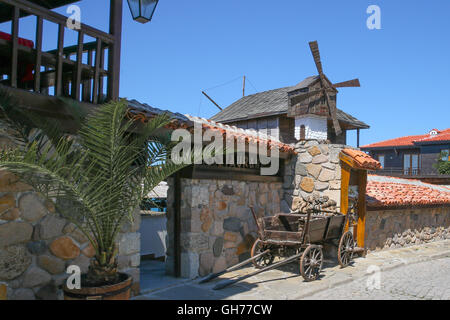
[127,0,159,24]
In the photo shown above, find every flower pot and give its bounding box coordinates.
[63,272,132,300]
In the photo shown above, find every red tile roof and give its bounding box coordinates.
[366,175,450,209]
[361,128,450,148]
[185,115,297,154]
[341,149,382,170]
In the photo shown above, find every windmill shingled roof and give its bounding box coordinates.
[210,80,369,129]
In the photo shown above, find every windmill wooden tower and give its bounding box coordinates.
[287,41,360,140]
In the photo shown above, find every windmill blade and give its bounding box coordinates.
[309,41,323,75]
[324,90,342,136]
[333,79,360,88]
[290,87,335,105]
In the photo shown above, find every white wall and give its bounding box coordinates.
[294,115,327,140]
[139,213,167,258]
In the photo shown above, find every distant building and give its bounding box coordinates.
[361,129,450,183]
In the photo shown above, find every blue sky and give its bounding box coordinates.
[2,0,449,147]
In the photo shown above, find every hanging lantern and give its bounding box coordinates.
[127,0,159,24]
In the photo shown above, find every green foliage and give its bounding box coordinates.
[433,151,450,175]
[0,90,188,283]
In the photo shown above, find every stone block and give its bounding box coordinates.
[0,193,15,215]
[38,255,65,275]
[223,217,241,232]
[0,208,19,221]
[314,181,329,191]
[181,252,199,278]
[40,215,66,240]
[22,267,51,288]
[298,153,312,164]
[19,193,47,223]
[0,171,33,192]
[300,177,314,193]
[213,237,224,257]
[307,146,321,156]
[0,244,32,281]
[318,168,335,182]
[312,154,328,164]
[118,232,140,255]
[306,163,322,179]
[9,288,35,300]
[0,221,33,246]
[212,256,227,274]
[50,236,80,260]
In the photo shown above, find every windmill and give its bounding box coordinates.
[287,41,360,136]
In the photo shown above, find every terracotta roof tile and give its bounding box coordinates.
[366,175,450,208]
[361,128,450,148]
[341,149,381,170]
[185,115,297,154]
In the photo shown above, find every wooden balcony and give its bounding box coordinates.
[0,0,122,113]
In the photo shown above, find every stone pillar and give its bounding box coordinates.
[282,140,350,213]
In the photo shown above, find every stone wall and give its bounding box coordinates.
[166,178,283,278]
[282,140,349,214]
[0,170,141,300]
[365,206,450,252]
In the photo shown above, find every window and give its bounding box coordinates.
[404,153,419,175]
[378,155,385,168]
[442,149,450,161]
[300,125,306,140]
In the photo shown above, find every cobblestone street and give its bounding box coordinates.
[304,257,450,300]
[136,240,450,300]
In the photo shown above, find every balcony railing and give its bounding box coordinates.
[370,167,445,177]
[0,0,121,104]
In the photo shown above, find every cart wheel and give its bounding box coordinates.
[300,245,323,282]
[251,240,274,269]
[338,231,355,268]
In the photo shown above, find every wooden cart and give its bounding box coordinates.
[199,197,363,289]
[250,206,357,282]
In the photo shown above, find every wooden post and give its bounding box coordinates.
[243,75,246,97]
[55,24,65,96]
[108,0,123,101]
[92,39,102,104]
[340,163,351,231]
[10,6,19,88]
[72,31,84,100]
[34,16,43,93]
[356,170,367,249]
[357,129,360,148]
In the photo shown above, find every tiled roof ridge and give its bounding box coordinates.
[361,128,450,148]
[185,114,297,154]
[341,148,382,170]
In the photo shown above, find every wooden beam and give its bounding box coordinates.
[202,91,222,111]
[107,0,123,101]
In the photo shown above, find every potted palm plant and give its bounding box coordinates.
[0,91,188,300]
